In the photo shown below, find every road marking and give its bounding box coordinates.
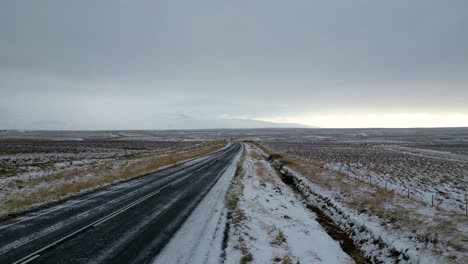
[10,158,216,264]
[0,172,183,256]
[10,145,238,264]
[0,152,226,256]
[16,254,39,264]
[0,149,223,232]
[93,190,161,227]
[12,184,171,264]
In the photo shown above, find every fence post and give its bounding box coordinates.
[431,195,434,206]
[407,189,410,198]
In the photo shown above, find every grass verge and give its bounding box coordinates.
[224,147,253,263]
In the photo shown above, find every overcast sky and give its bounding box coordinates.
[1,0,467,129]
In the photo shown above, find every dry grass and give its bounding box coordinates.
[255,142,395,206]
[271,230,287,246]
[1,141,226,220]
[225,148,254,263]
[225,147,247,224]
[247,147,277,185]
[249,150,263,160]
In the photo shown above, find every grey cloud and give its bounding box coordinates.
[1,1,467,129]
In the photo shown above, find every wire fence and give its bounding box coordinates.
[347,172,467,216]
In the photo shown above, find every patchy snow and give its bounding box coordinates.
[263,141,468,216]
[276,161,467,263]
[380,145,468,162]
[253,143,468,263]
[225,144,353,264]
[152,145,242,264]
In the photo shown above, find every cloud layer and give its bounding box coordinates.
[1,1,467,129]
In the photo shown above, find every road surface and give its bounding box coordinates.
[0,142,241,264]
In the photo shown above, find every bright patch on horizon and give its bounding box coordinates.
[259,113,468,128]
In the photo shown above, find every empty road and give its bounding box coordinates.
[0,142,241,264]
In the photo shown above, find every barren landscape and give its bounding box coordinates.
[2,1,468,263]
[0,128,467,264]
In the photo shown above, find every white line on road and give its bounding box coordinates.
[12,175,188,264]
[0,153,223,257]
[0,150,221,233]
[10,145,237,264]
[15,254,39,264]
[93,190,161,227]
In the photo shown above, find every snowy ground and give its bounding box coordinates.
[263,141,468,215]
[224,144,353,264]
[154,143,354,264]
[4,128,467,263]
[255,143,468,263]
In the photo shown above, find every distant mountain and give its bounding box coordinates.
[0,114,316,130]
[213,118,315,129]
[151,115,315,129]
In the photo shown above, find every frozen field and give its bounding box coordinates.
[252,128,468,262]
[262,141,468,214]
[1,128,467,263]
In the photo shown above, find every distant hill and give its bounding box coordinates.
[215,118,315,129]
[0,114,315,130]
[156,115,315,129]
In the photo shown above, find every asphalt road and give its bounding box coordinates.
[0,142,241,264]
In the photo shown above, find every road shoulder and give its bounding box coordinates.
[152,144,242,264]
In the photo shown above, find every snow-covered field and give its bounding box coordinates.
[255,142,468,263]
[224,144,354,263]
[2,128,467,263]
[262,141,468,215]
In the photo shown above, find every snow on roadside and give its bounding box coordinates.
[152,145,242,264]
[225,144,354,264]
